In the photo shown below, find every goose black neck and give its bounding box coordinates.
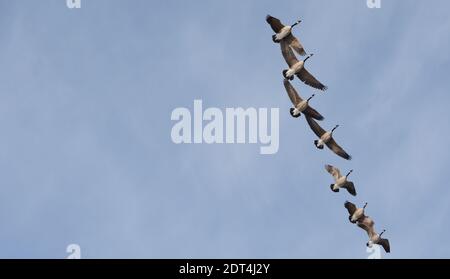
[291,20,301,28]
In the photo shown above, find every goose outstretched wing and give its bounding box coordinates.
[378,238,391,253]
[326,138,352,160]
[281,40,299,68]
[305,116,326,138]
[285,34,306,56]
[342,181,357,196]
[297,68,328,91]
[266,15,285,33]
[325,164,341,181]
[303,106,324,121]
[344,201,357,215]
[283,79,302,106]
[357,217,375,238]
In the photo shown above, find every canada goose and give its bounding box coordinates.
[325,165,357,196]
[344,201,367,223]
[306,116,352,160]
[266,15,306,56]
[280,40,327,91]
[283,79,324,120]
[357,217,391,253]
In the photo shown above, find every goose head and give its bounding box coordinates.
[363,202,368,209]
[379,229,386,238]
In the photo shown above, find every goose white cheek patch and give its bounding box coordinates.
[171,100,280,155]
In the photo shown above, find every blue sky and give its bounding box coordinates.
[0,0,450,258]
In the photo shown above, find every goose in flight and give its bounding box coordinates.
[305,116,352,160]
[266,15,306,56]
[357,217,391,253]
[344,201,367,223]
[325,165,356,196]
[283,79,324,120]
[280,40,327,91]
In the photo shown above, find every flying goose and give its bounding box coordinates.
[305,116,352,160]
[280,40,327,91]
[283,79,324,120]
[344,201,367,223]
[357,217,391,253]
[266,15,306,56]
[325,165,357,196]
